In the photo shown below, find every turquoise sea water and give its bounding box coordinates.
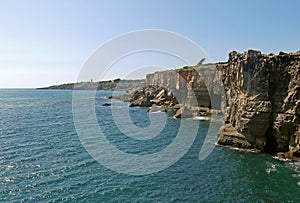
[0,89,299,202]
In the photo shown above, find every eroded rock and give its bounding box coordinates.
[217,50,300,158]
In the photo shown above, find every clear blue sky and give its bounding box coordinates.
[0,0,299,88]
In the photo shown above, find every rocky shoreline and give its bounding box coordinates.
[113,49,300,161]
[111,83,219,119]
[216,50,300,161]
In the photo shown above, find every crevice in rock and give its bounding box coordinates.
[263,122,277,154]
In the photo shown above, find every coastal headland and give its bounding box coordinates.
[38,78,146,91]
[41,50,300,160]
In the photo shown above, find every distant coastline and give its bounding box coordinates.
[38,49,300,161]
[37,78,146,91]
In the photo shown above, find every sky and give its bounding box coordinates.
[0,0,299,88]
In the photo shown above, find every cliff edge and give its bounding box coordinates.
[127,64,222,118]
[216,50,300,159]
[119,49,299,159]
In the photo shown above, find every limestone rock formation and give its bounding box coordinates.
[126,64,223,119]
[121,49,299,159]
[217,124,254,149]
[146,66,219,109]
[216,50,300,158]
[128,86,178,108]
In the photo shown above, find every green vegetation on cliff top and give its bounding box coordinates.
[38,79,146,90]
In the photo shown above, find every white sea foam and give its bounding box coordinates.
[6,165,13,170]
[266,162,277,174]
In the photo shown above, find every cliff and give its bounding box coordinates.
[146,65,221,109]
[216,50,300,159]
[142,50,300,159]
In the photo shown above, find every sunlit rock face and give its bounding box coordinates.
[146,65,219,109]
[133,49,300,158]
[216,50,300,158]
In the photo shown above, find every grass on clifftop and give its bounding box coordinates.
[38,79,146,90]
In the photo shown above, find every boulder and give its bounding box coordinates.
[173,106,193,118]
[217,124,255,150]
[129,97,152,107]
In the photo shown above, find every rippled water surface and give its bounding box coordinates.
[0,89,299,202]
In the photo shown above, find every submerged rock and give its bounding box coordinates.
[102,103,111,106]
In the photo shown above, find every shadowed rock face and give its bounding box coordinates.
[216,50,300,158]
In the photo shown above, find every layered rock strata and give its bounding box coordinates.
[122,49,300,159]
[132,65,222,118]
[146,66,219,109]
[216,50,300,159]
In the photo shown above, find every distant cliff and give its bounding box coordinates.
[143,50,300,159]
[146,65,221,109]
[38,79,146,90]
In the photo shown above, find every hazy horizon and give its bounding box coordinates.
[1,0,300,88]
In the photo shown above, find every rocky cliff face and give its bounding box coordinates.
[216,50,300,159]
[128,49,300,158]
[146,65,220,109]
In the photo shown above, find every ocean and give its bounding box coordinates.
[0,89,299,202]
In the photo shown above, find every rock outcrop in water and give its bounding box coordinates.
[216,50,300,159]
[128,86,178,108]
[127,65,222,118]
[146,66,222,109]
[122,49,300,159]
